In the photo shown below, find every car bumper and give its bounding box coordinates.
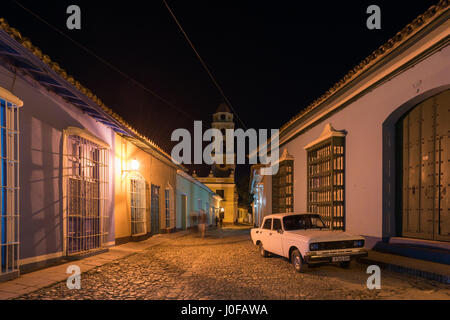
[304,250,368,264]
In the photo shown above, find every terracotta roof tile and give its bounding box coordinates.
[280,0,449,134]
[0,17,177,163]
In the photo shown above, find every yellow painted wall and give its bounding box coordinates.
[238,208,250,223]
[209,184,237,223]
[114,134,177,241]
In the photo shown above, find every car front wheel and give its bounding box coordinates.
[291,249,307,273]
[259,242,268,257]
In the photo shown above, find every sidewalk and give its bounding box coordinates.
[0,231,189,300]
[359,250,450,284]
[221,223,253,230]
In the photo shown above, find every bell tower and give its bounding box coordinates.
[212,102,235,177]
[195,101,238,225]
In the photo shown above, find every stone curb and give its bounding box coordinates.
[359,256,450,285]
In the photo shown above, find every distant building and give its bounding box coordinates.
[250,2,450,252]
[237,206,251,224]
[195,103,238,224]
[176,170,221,230]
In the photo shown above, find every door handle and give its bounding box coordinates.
[269,233,272,235]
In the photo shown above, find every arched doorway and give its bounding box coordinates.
[397,89,449,242]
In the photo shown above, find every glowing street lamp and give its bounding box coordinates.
[123,158,140,174]
[130,159,140,171]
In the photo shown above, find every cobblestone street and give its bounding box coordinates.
[16,228,450,300]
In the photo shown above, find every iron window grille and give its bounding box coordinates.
[272,160,294,213]
[65,135,109,255]
[129,174,146,236]
[165,188,175,229]
[0,97,20,277]
[305,125,346,230]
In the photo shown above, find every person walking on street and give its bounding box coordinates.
[199,210,207,238]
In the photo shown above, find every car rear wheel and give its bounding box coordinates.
[259,242,268,257]
[291,249,307,273]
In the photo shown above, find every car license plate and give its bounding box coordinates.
[332,256,350,262]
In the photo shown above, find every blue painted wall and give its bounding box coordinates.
[0,65,116,264]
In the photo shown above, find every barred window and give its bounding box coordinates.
[130,175,146,236]
[65,134,109,255]
[165,187,175,229]
[305,124,345,230]
[216,189,225,199]
[272,159,294,213]
[0,94,20,278]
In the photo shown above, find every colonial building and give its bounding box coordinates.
[0,18,121,280]
[237,206,251,224]
[0,17,213,282]
[250,1,450,257]
[114,133,181,244]
[195,103,238,224]
[176,170,221,230]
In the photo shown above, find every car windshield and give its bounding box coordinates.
[283,214,326,230]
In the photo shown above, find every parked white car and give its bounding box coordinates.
[250,213,368,272]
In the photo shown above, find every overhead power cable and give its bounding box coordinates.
[162,0,248,130]
[11,0,199,123]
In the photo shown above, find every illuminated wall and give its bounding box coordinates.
[114,134,178,242]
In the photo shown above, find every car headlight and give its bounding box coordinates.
[310,243,319,251]
[353,240,364,248]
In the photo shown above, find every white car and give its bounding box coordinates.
[250,213,368,272]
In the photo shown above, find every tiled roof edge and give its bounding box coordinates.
[0,17,175,163]
[280,0,449,134]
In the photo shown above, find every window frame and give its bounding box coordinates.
[0,92,21,278]
[216,189,225,199]
[63,129,110,255]
[305,126,346,230]
[262,218,272,230]
[272,218,282,231]
[272,159,294,213]
[129,173,146,236]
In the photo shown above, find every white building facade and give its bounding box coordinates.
[252,3,450,248]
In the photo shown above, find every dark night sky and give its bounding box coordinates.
[2,0,438,202]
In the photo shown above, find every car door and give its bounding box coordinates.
[259,218,272,250]
[268,218,284,256]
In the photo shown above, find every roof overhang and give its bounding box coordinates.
[280,2,450,147]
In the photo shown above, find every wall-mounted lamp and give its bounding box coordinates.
[130,159,140,171]
[123,158,140,173]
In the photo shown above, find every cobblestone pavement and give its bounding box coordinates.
[16,228,450,300]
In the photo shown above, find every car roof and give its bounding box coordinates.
[264,212,316,219]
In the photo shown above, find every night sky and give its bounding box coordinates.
[2,0,438,203]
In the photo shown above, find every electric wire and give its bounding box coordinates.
[162,0,248,130]
[11,0,200,123]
